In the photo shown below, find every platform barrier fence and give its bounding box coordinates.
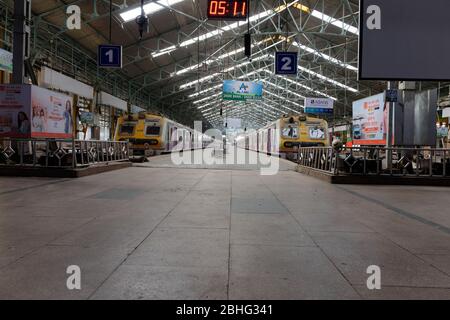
[298,146,450,178]
[0,138,130,169]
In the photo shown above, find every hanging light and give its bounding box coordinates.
[135,0,149,39]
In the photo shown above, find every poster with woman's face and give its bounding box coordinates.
[0,85,32,138]
[31,86,73,138]
[0,85,73,139]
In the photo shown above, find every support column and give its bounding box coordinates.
[13,0,31,84]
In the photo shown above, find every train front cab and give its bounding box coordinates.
[116,114,164,156]
[279,115,329,155]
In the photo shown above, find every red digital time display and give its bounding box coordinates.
[207,0,248,21]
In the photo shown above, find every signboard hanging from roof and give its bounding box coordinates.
[223,80,263,101]
[305,98,334,114]
[359,0,450,80]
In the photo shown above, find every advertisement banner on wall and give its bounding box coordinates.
[223,80,263,101]
[352,92,387,145]
[305,98,334,114]
[79,111,95,125]
[0,85,32,138]
[31,86,73,138]
[0,84,73,139]
[0,48,13,73]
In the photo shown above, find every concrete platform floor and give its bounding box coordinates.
[1,150,450,299]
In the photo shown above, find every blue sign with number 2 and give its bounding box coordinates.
[275,52,298,75]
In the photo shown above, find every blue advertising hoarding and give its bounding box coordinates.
[223,80,263,101]
[98,45,122,68]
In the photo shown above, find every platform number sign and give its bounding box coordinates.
[275,52,298,75]
[98,45,122,68]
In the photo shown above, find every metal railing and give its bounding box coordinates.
[298,146,450,178]
[0,138,130,169]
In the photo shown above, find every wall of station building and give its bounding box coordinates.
[0,61,145,142]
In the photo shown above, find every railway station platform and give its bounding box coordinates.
[1,150,450,300]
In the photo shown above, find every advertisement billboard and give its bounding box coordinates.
[305,98,334,114]
[0,85,32,138]
[0,84,73,139]
[223,80,262,101]
[352,92,386,145]
[31,86,73,138]
[0,48,13,73]
[79,111,95,125]
[359,0,450,80]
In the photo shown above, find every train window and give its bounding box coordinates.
[309,126,325,139]
[120,125,135,134]
[282,125,299,138]
[145,126,160,136]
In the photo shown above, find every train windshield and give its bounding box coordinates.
[146,126,160,136]
[120,124,135,135]
[282,125,299,138]
[309,126,326,139]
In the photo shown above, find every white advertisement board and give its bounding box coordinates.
[305,98,334,114]
[31,86,73,138]
[352,92,386,145]
[0,84,74,139]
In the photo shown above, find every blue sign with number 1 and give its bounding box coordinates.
[275,52,298,75]
[98,45,122,68]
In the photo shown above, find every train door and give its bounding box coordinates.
[261,132,264,152]
[267,128,272,154]
[166,126,171,151]
[169,127,174,151]
[256,132,259,152]
[170,126,178,151]
[183,130,188,150]
[180,130,185,150]
[174,127,179,150]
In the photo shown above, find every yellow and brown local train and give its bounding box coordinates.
[236,114,329,157]
[115,112,204,155]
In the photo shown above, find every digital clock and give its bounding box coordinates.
[207,0,248,21]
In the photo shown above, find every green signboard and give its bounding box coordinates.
[223,80,263,101]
